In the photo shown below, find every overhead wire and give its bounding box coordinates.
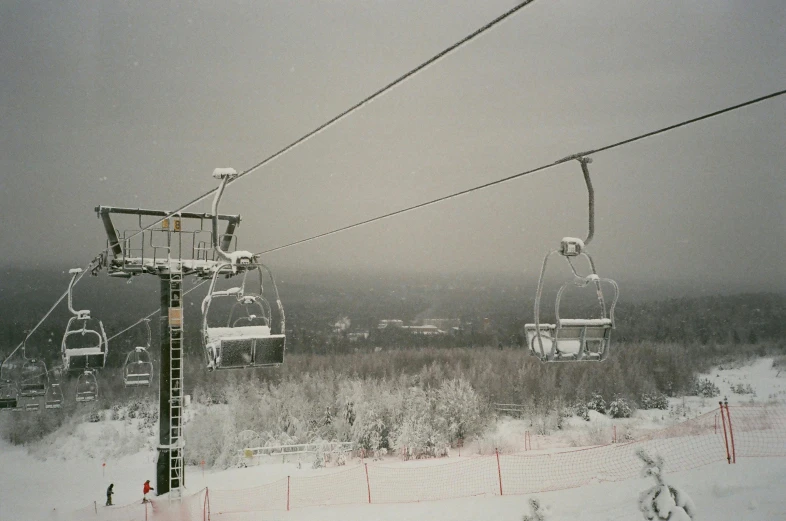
[253,88,786,256]
[3,0,542,367]
[91,0,542,248]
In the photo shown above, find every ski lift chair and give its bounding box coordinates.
[0,356,20,409]
[76,370,99,402]
[62,269,109,372]
[201,168,286,371]
[123,319,154,387]
[526,157,620,362]
[45,381,64,409]
[0,380,18,409]
[124,348,154,387]
[202,263,286,370]
[18,356,49,398]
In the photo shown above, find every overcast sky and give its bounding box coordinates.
[1,0,784,293]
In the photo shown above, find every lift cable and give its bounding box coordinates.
[102,0,541,246]
[5,259,99,363]
[105,279,210,343]
[253,88,786,256]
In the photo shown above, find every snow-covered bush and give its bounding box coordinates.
[573,401,590,421]
[637,449,696,520]
[731,383,755,395]
[434,377,482,444]
[522,498,550,521]
[640,392,669,410]
[390,387,449,459]
[608,395,633,418]
[587,393,606,414]
[87,408,102,423]
[692,378,719,398]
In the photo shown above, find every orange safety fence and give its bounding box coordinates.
[68,405,786,520]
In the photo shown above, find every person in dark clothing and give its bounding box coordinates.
[106,484,114,506]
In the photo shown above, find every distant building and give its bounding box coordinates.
[401,325,444,335]
[378,319,404,329]
[419,318,461,330]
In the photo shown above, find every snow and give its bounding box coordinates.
[64,347,104,355]
[205,326,272,341]
[212,168,238,179]
[558,318,612,326]
[1,358,784,520]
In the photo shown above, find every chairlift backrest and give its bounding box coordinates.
[76,371,99,402]
[202,262,285,370]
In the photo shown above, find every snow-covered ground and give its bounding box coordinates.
[0,357,784,521]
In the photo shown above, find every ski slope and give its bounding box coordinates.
[0,357,784,521]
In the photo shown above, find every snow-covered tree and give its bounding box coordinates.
[522,498,550,521]
[637,449,696,520]
[608,395,633,418]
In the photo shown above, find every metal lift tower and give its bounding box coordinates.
[95,170,245,498]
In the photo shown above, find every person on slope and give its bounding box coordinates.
[105,484,114,506]
[142,480,154,503]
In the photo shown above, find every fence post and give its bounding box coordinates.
[612,425,617,444]
[365,463,372,504]
[725,400,736,464]
[145,499,148,521]
[287,476,290,511]
[719,402,731,464]
[714,413,718,434]
[94,501,97,514]
[495,448,503,496]
[203,487,209,521]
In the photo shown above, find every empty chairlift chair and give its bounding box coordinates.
[18,352,49,398]
[525,157,620,362]
[202,262,286,370]
[201,167,286,371]
[61,268,108,372]
[45,379,64,409]
[76,370,99,402]
[123,319,154,387]
[0,380,18,410]
[0,354,21,409]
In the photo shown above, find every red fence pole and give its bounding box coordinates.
[287,476,291,511]
[495,448,503,496]
[725,401,736,464]
[365,463,372,504]
[719,402,731,464]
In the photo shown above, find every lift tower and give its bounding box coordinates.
[95,170,245,498]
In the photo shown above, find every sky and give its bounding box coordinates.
[0,0,784,294]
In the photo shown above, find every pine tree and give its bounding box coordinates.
[637,449,696,520]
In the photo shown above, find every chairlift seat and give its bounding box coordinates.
[63,345,107,371]
[205,326,285,370]
[0,381,18,409]
[75,371,99,402]
[45,384,63,409]
[525,318,612,361]
[123,347,154,388]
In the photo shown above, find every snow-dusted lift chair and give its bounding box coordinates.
[0,352,22,409]
[45,373,64,409]
[201,168,286,371]
[123,319,154,387]
[18,354,48,398]
[0,379,18,409]
[61,268,108,372]
[75,370,99,402]
[526,157,619,362]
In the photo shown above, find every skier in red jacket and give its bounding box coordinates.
[142,480,154,503]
